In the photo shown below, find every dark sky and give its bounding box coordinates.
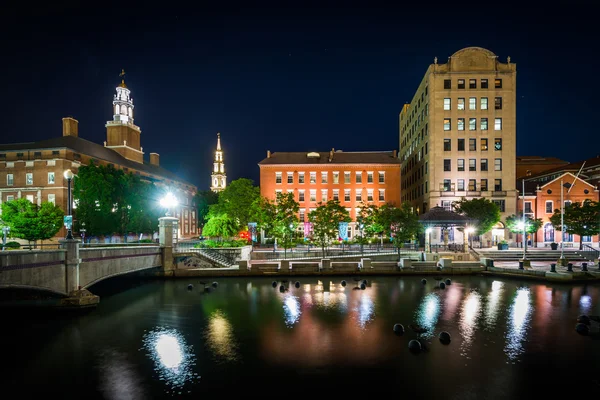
[1,6,597,190]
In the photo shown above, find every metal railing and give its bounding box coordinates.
[579,244,599,262]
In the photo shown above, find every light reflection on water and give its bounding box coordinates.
[142,327,199,394]
[355,292,374,329]
[415,293,440,338]
[580,294,592,313]
[205,310,239,362]
[504,288,532,361]
[459,291,482,353]
[484,281,504,330]
[283,294,301,327]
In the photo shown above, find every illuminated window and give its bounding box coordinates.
[321,189,328,202]
[355,172,362,184]
[457,179,465,191]
[344,189,351,201]
[495,158,502,171]
[469,118,476,131]
[321,171,328,184]
[495,138,502,150]
[481,118,488,131]
[309,189,316,202]
[6,195,14,201]
[298,190,305,201]
[481,138,488,151]
[299,209,305,221]
[287,172,293,184]
[333,189,339,201]
[458,159,465,171]
[344,171,350,184]
[481,179,488,191]
[367,171,374,183]
[367,189,374,201]
[275,172,282,184]
[378,189,385,201]
[444,118,451,131]
[457,98,465,110]
[469,179,476,191]
[469,159,476,171]
[355,189,362,202]
[48,172,55,184]
[444,98,451,110]
[481,97,488,110]
[378,171,385,183]
[298,172,305,184]
[469,97,476,110]
[310,172,316,184]
[7,174,13,186]
[495,79,502,88]
[469,138,476,151]
[458,118,465,131]
[48,194,55,205]
[26,173,33,185]
[333,171,339,184]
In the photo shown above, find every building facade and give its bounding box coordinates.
[0,76,198,241]
[399,47,517,246]
[516,156,570,179]
[258,149,401,239]
[210,132,226,192]
[518,158,600,247]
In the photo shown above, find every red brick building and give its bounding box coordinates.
[0,76,197,242]
[518,162,599,247]
[258,149,401,239]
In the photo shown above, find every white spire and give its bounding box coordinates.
[211,132,226,192]
[112,69,135,125]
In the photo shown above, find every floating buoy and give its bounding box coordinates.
[294,281,300,288]
[421,279,427,285]
[577,315,591,325]
[576,323,590,336]
[393,324,405,335]
[212,282,218,288]
[445,279,451,285]
[439,282,446,289]
[204,286,212,293]
[439,331,451,344]
[279,285,285,292]
[272,281,278,288]
[360,283,366,290]
[408,339,422,352]
[187,284,193,290]
[341,280,347,287]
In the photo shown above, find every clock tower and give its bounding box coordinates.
[210,132,226,192]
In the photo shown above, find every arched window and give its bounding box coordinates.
[128,107,133,117]
[543,223,554,242]
[115,104,120,115]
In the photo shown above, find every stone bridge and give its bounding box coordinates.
[0,216,178,307]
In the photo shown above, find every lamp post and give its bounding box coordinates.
[426,227,432,253]
[359,223,364,255]
[466,226,475,252]
[64,169,74,240]
[80,222,86,246]
[2,226,10,251]
[559,180,572,266]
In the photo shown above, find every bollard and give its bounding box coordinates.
[567,263,573,272]
[582,262,588,272]
[550,263,556,273]
[518,261,524,270]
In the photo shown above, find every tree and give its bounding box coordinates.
[1,199,64,247]
[453,198,501,236]
[270,192,299,258]
[388,202,422,255]
[211,178,260,232]
[308,200,351,257]
[356,202,383,239]
[505,213,543,247]
[549,200,600,250]
[249,195,277,239]
[195,190,219,229]
[201,211,237,241]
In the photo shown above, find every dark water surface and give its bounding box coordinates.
[2,276,600,399]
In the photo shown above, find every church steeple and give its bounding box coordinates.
[105,69,144,163]
[210,132,226,192]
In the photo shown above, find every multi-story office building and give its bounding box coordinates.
[258,149,401,239]
[399,47,517,245]
[0,75,198,241]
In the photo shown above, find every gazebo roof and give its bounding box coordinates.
[419,206,471,227]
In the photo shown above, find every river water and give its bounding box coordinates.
[2,276,600,398]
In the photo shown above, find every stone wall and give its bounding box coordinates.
[0,249,67,294]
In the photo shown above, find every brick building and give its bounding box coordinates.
[258,149,401,239]
[0,75,197,241]
[399,46,518,246]
[518,159,600,247]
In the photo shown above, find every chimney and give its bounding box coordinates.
[329,148,334,162]
[393,150,397,158]
[150,153,160,166]
[62,117,79,137]
[267,150,271,158]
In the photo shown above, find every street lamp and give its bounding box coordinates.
[517,221,528,264]
[2,226,10,251]
[426,227,432,253]
[64,169,74,240]
[80,222,86,246]
[466,226,475,250]
[359,223,364,255]
[160,192,178,217]
[559,180,572,266]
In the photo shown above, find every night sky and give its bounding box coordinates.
[1,7,596,190]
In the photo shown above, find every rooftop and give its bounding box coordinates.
[258,150,400,166]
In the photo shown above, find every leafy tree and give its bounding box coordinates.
[308,200,351,257]
[453,197,501,236]
[201,211,238,241]
[270,192,299,258]
[549,200,600,250]
[1,199,64,247]
[211,178,259,232]
[388,202,422,254]
[195,190,219,229]
[506,213,543,244]
[356,202,383,238]
[249,195,277,238]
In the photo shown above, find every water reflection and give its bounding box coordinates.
[415,293,440,338]
[283,294,301,327]
[98,348,145,400]
[505,288,532,361]
[355,292,374,328]
[459,291,482,353]
[484,281,504,330]
[580,295,592,313]
[142,327,198,393]
[206,310,239,362]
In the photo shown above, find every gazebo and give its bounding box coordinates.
[418,206,473,253]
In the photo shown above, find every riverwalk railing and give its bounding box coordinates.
[578,244,600,262]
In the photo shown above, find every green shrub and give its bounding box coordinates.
[4,241,20,249]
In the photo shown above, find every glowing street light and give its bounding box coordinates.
[64,169,75,240]
[465,226,475,251]
[160,192,178,217]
